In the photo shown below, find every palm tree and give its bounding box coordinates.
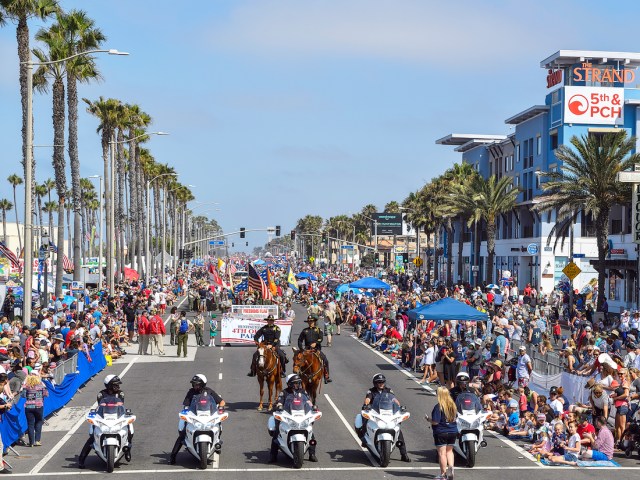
[79,177,95,258]
[34,183,48,234]
[0,199,13,244]
[533,131,640,310]
[442,163,478,284]
[0,0,59,201]
[56,9,105,279]
[84,96,122,291]
[458,175,519,285]
[295,215,323,259]
[33,23,69,297]
[6,173,23,252]
[43,200,56,235]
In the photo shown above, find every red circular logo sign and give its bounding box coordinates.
[568,94,589,116]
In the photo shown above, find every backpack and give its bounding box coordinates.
[179,319,189,334]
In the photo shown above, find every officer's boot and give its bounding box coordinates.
[78,438,93,469]
[169,437,182,465]
[247,356,256,377]
[398,435,411,462]
[280,352,286,378]
[324,364,332,384]
[308,435,318,462]
[268,439,279,464]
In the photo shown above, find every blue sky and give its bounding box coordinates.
[0,0,638,251]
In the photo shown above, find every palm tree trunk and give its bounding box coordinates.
[474,220,481,286]
[136,156,144,275]
[116,130,126,279]
[457,217,464,284]
[51,78,67,298]
[67,72,82,280]
[446,218,454,287]
[37,195,43,237]
[153,185,161,273]
[66,204,72,260]
[1,210,7,244]
[17,17,35,226]
[595,212,610,311]
[486,222,496,285]
[433,226,441,283]
[103,133,112,290]
[12,186,22,253]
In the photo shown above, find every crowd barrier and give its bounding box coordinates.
[0,341,107,448]
[528,370,592,405]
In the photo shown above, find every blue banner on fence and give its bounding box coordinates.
[0,342,107,449]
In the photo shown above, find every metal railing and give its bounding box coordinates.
[509,338,564,376]
[52,353,79,385]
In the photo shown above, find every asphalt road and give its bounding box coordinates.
[5,299,640,479]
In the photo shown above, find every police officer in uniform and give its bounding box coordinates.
[297,316,332,383]
[356,373,411,462]
[79,375,132,469]
[248,315,287,378]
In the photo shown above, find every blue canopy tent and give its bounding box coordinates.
[407,297,488,322]
[253,259,266,266]
[296,272,317,281]
[349,277,390,290]
[336,284,362,294]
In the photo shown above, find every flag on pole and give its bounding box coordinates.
[267,268,277,296]
[287,267,299,293]
[248,263,272,300]
[218,258,226,273]
[62,254,74,272]
[229,263,237,275]
[0,242,19,268]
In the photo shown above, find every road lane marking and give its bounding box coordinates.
[10,465,640,475]
[219,357,223,363]
[323,394,376,467]
[29,356,140,475]
[485,430,540,465]
[218,372,222,380]
[351,335,435,394]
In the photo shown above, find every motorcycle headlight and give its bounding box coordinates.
[376,420,388,429]
[293,419,311,428]
[457,419,471,430]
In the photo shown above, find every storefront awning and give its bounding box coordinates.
[589,259,636,278]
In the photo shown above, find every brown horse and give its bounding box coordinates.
[256,343,282,411]
[292,347,323,406]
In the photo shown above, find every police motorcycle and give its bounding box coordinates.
[453,401,490,467]
[179,393,229,469]
[85,395,136,473]
[356,392,410,467]
[268,392,322,468]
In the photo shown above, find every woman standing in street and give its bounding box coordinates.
[22,374,48,446]
[168,306,180,346]
[427,387,458,480]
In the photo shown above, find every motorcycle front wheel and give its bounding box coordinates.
[465,440,476,468]
[106,445,116,473]
[292,441,305,469]
[198,442,209,470]
[378,440,391,468]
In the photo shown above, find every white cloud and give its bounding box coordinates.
[204,0,589,67]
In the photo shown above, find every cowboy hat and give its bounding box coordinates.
[265,315,275,321]
[584,378,597,390]
[305,316,318,323]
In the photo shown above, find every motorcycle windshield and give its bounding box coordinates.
[189,393,216,416]
[97,395,125,418]
[283,392,311,414]
[371,392,398,414]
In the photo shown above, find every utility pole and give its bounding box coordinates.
[617,165,640,310]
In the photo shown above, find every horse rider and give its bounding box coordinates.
[268,374,318,464]
[297,315,332,383]
[248,315,287,378]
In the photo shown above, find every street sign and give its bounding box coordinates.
[562,262,582,281]
[209,240,225,246]
[394,246,406,253]
[572,253,585,258]
[527,243,539,255]
[413,257,423,267]
[341,245,354,250]
[471,265,479,271]
[71,281,84,291]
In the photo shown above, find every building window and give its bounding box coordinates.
[550,132,558,150]
[537,135,542,155]
[515,144,520,162]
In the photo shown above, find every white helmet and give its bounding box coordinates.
[104,374,121,387]
[191,374,207,385]
[285,374,297,384]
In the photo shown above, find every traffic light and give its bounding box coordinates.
[275,225,281,236]
[290,230,296,240]
[322,232,327,243]
[246,242,248,247]
[240,227,245,238]
[231,242,234,247]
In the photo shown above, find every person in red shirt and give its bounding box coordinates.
[148,309,166,356]
[64,322,77,348]
[577,413,596,448]
[137,312,150,355]
[552,320,562,346]
[487,290,494,305]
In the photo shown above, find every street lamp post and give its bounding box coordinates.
[145,170,176,284]
[88,175,103,290]
[22,48,128,324]
[40,230,49,307]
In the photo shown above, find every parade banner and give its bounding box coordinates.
[220,314,292,345]
[230,304,279,319]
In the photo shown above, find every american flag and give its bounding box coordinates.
[234,279,247,294]
[62,254,74,272]
[229,263,237,275]
[48,241,58,253]
[0,242,19,268]
[248,263,272,300]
